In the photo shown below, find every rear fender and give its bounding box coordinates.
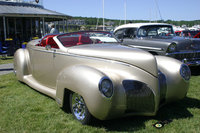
[14,49,30,81]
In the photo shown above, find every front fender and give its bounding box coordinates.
[155,56,189,103]
[55,65,113,120]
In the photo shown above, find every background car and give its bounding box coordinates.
[114,23,200,67]
[175,30,200,38]
[14,31,190,124]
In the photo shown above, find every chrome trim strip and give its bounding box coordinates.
[127,45,163,51]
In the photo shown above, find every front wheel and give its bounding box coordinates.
[70,92,93,125]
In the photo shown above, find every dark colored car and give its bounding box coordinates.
[114,23,200,66]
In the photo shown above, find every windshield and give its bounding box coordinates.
[138,25,174,37]
[57,31,118,48]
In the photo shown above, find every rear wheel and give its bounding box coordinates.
[69,92,93,125]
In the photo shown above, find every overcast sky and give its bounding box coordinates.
[44,0,200,21]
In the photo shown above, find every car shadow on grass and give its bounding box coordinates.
[19,82,200,132]
[91,97,200,132]
[0,86,6,89]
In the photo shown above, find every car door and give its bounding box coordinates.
[29,36,57,89]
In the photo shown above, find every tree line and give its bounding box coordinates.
[73,16,200,27]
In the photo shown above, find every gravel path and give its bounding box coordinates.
[0,63,14,75]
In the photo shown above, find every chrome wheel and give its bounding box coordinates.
[71,93,86,120]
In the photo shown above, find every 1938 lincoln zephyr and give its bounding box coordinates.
[14,31,190,124]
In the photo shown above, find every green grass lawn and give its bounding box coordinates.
[0,56,13,65]
[0,73,200,133]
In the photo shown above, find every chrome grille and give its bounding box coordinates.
[122,80,155,113]
[175,52,200,60]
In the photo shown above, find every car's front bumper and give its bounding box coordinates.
[182,58,200,66]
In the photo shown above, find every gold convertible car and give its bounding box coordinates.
[14,31,190,124]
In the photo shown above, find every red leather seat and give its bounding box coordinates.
[62,37,79,47]
[77,35,92,45]
[46,36,59,48]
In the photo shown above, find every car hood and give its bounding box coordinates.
[67,43,158,77]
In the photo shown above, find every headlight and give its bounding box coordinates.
[167,43,176,53]
[99,77,113,98]
[180,64,191,81]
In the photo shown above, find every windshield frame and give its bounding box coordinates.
[56,31,119,48]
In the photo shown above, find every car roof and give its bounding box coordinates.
[114,23,172,32]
